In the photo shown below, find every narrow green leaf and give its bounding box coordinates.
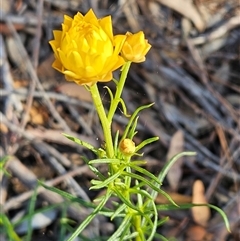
[121,103,154,141]
[156,203,231,232]
[114,130,120,154]
[103,86,114,103]
[0,155,11,176]
[119,98,131,117]
[99,211,125,218]
[113,188,143,214]
[112,78,119,85]
[122,232,138,240]
[111,203,127,220]
[107,215,133,241]
[128,164,162,185]
[144,199,158,241]
[130,160,147,166]
[26,185,38,241]
[157,216,169,227]
[152,233,169,241]
[122,171,178,207]
[87,164,106,180]
[151,151,196,200]
[89,158,121,165]
[66,190,113,241]
[128,116,139,139]
[129,188,152,202]
[1,214,22,241]
[90,168,124,190]
[135,137,159,152]
[158,151,196,184]
[59,204,68,241]
[135,179,143,208]
[39,182,96,208]
[63,133,98,154]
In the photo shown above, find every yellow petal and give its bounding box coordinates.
[98,71,113,82]
[84,9,98,25]
[99,15,113,40]
[52,30,62,42]
[69,51,84,68]
[63,15,73,27]
[58,49,72,70]
[52,59,63,72]
[113,34,127,54]
[63,70,80,79]
[49,9,126,85]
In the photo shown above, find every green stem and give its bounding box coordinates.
[90,83,114,158]
[133,215,142,241]
[108,61,131,122]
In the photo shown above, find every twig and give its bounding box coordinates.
[173,86,239,139]
[156,0,205,31]
[6,18,71,132]
[5,157,91,223]
[0,88,93,110]
[0,35,23,118]
[0,174,9,206]
[159,52,222,115]
[16,0,44,129]
[67,105,93,135]
[32,141,90,201]
[154,90,240,181]
[32,140,72,167]
[32,0,44,69]
[205,137,240,200]
[0,13,62,28]
[191,16,240,45]
[186,38,239,123]
[3,165,90,212]
[208,190,240,239]
[0,111,98,147]
[119,0,140,32]
[44,0,89,12]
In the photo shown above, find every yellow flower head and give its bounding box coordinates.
[121,31,151,63]
[119,139,136,156]
[49,9,126,85]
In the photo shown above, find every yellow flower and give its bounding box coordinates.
[119,139,136,156]
[49,9,126,85]
[121,31,151,63]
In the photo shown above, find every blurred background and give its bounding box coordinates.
[0,0,239,240]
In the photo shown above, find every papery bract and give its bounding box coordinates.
[49,9,126,85]
[121,31,151,63]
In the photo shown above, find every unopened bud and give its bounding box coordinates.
[119,139,135,156]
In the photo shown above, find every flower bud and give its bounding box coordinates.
[119,139,135,156]
[121,31,151,63]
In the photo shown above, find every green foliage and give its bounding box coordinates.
[1,83,230,241]
[45,14,231,241]
[0,214,22,241]
[0,155,11,176]
[55,65,230,240]
[58,104,230,240]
